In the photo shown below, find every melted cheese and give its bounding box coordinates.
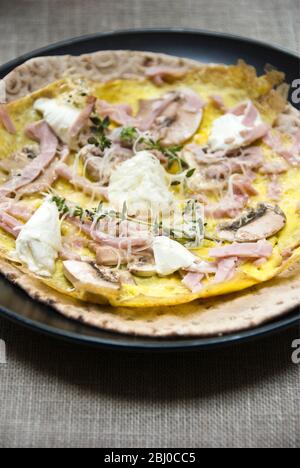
[153,236,195,276]
[34,98,80,145]
[108,151,174,215]
[15,200,62,277]
[208,106,263,152]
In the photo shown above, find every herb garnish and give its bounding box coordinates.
[141,138,187,171]
[120,126,139,145]
[52,196,84,221]
[51,196,204,247]
[88,115,112,151]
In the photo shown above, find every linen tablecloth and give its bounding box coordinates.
[0,0,299,448]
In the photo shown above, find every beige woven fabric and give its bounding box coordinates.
[0,0,299,448]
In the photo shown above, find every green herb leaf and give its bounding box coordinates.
[186,168,196,178]
[120,126,138,145]
[89,115,112,151]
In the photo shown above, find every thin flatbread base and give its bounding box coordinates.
[1,257,299,337]
[0,50,299,336]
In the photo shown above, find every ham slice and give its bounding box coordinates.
[232,101,270,143]
[275,104,300,136]
[205,194,248,219]
[0,210,22,237]
[97,92,179,130]
[97,89,204,145]
[0,105,16,134]
[69,96,96,138]
[260,160,288,175]
[17,145,69,197]
[96,101,134,127]
[183,260,217,274]
[264,130,300,166]
[55,163,108,199]
[231,174,258,196]
[214,257,238,283]
[187,144,263,174]
[210,95,227,112]
[267,175,281,201]
[145,66,187,86]
[68,217,151,250]
[208,101,269,154]
[1,202,33,222]
[182,271,204,293]
[209,240,273,259]
[0,121,58,198]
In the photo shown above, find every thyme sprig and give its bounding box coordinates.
[51,196,204,247]
[120,126,138,146]
[142,137,187,171]
[88,115,112,151]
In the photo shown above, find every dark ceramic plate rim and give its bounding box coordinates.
[0,28,299,351]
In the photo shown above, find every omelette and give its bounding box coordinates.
[0,50,300,333]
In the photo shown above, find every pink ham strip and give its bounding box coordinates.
[214,257,238,283]
[242,123,270,146]
[210,95,227,112]
[260,160,288,175]
[232,175,258,196]
[96,91,200,132]
[241,102,258,126]
[267,175,281,201]
[205,194,248,219]
[0,210,23,238]
[17,145,69,197]
[60,245,82,261]
[182,272,204,293]
[1,202,33,222]
[253,257,268,267]
[96,100,134,127]
[68,217,151,250]
[227,101,270,146]
[183,260,217,274]
[145,66,187,86]
[55,163,108,199]
[264,131,300,166]
[0,121,58,198]
[209,240,273,259]
[0,105,16,134]
[69,96,96,138]
[187,144,264,171]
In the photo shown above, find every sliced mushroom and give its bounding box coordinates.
[118,270,136,285]
[0,145,39,175]
[138,89,204,146]
[217,203,286,242]
[128,256,157,277]
[63,260,120,294]
[154,90,204,146]
[79,144,132,183]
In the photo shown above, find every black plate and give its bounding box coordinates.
[0,29,299,350]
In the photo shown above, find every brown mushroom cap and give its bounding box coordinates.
[128,255,157,277]
[63,260,120,295]
[217,203,286,242]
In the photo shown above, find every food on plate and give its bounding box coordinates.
[0,50,299,336]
